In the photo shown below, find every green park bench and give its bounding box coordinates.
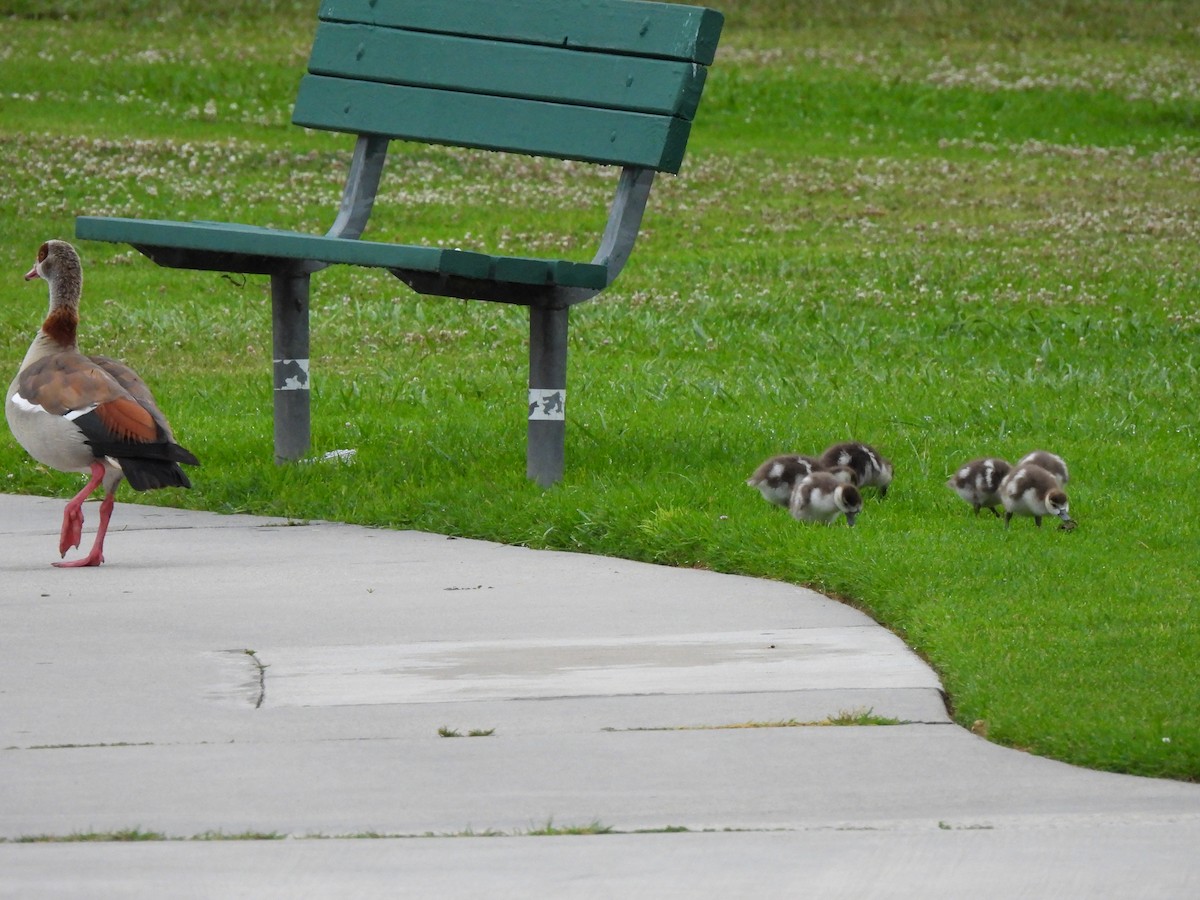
[75,0,724,487]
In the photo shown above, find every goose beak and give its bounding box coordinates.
[24,266,40,281]
[845,511,858,528]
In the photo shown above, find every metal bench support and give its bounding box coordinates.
[527,304,569,487]
[271,272,311,463]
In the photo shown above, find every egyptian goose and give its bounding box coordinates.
[1016,450,1069,486]
[789,472,863,527]
[819,441,893,497]
[6,240,199,567]
[747,454,824,506]
[947,456,1012,517]
[999,463,1071,529]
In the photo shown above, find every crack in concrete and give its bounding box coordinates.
[239,649,268,709]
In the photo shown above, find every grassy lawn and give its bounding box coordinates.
[1,0,1198,780]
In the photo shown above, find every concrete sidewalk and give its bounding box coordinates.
[1,493,1197,898]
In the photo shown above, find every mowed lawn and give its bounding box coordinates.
[1,1,1198,780]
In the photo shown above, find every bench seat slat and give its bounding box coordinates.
[319,0,723,65]
[74,217,608,289]
[308,23,707,120]
[293,75,693,172]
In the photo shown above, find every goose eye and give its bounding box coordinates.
[37,242,49,263]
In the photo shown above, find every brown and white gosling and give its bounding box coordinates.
[824,465,860,485]
[748,454,860,507]
[789,472,863,527]
[747,454,824,506]
[819,441,893,497]
[947,457,1012,517]
[1000,463,1071,529]
[1016,450,1068,486]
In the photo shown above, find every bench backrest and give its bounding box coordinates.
[293,0,724,174]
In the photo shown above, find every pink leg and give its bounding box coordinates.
[54,488,114,568]
[58,461,107,558]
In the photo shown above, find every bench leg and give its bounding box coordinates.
[271,272,311,463]
[527,304,568,487]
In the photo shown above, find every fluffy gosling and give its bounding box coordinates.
[819,441,893,497]
[747,454,824,507]
[947,457,1012,517]
[789,472,864,527]
[1000,463,1071,529]
[1016,450,1069,486]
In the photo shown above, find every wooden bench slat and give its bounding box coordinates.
[293,75,693,172]
[437,249,492,281]
[75,217,441,269]
[308,23,708,120]
[319,0,723,65]
[492,256,558,287]
[75,217,609,289]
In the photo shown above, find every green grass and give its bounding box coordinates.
[1,1,1198,781]
[609,708,907,731]
[437,727,497,738]
[4,828,284,843]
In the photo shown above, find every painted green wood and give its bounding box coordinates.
[552,260,606,288]
[308,23,707,120]
[76,217,441,269]
[292,75,693,172]
[75,217,608,289]
[77,1,721,288]
[438,249,492,281]
[493,256,552,286]
[319,0,723,65]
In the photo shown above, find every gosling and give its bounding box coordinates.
[747,454,824,507]
[947,457,1012,517]
[789,472,863,527]
[819,441,893,497]
[1000,463,1071,529]
[1016,450,1069,486]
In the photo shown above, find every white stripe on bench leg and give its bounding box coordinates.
[528,389,566,421]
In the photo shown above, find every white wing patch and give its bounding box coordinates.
[64,405,98,421]
[9,392,46,415]
[10,391,97,420]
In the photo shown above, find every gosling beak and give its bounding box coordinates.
[845,511,858,528]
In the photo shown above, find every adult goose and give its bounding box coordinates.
[6,240,199,567]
